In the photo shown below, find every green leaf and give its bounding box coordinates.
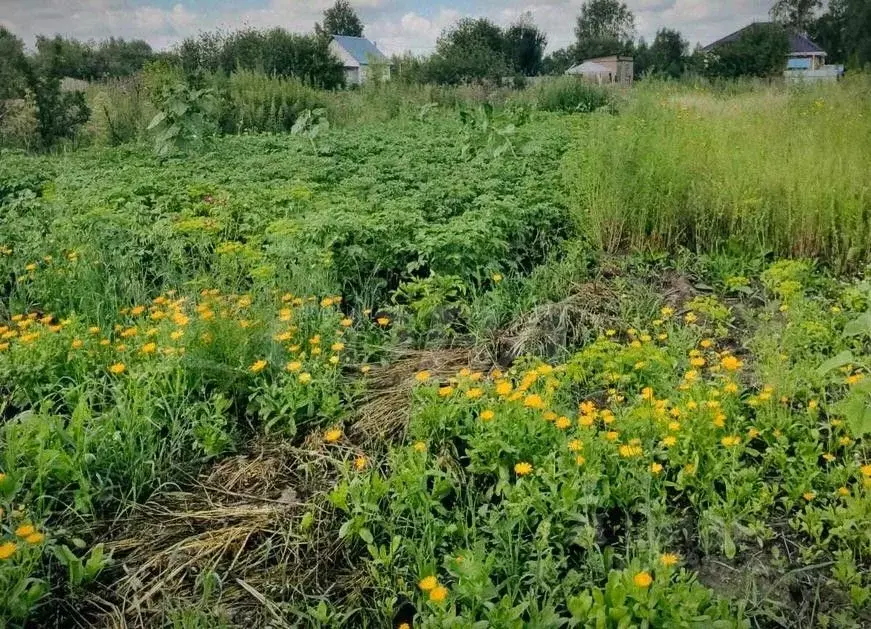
[843,313,871,338]
[817,350,855,377]
[844,393,871,437]
[358,527,374,544]
[147,111,166,130]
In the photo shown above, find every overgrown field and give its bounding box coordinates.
[1,82,870,628]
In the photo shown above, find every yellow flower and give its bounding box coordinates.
[323,428,342,443]
[286,361,302,372]
[700,338,713,349]
[555,416,572,430]
[495,380,512,396]
[398,624,410,629]
[543,410,557,422]
[15,524,35,538]
[721,435,741,447]
[354,456,367,471]
[659,553,679,567]
[141,342,157,355]
[480,409,495,422]
[71,339,84,349]
[838,486,850,497]
[523,394,545,410]
[641,387,654,401]
[747,427,760,439]
[418,575,438,591]
[823,453,835,462]
[650,462,663,474]
[329,355,340,365]
[466,388,483,399]
[299,372,312,384]
[249,359,268,374]
[438,386,454,398]
[724,381,739,394]
[0,541,16,560]
[662,436,677,448]
[633,571,653,588]
[340,317,353,328]
[492,273,503,283]
[429,585,448,603]
[803,491,816,501]
[618,444,643,458]
[579,414,594,427]
[171,330,184,341]
[514,461,533,476]
[309,335,321,345]
[684,312,697,324]
[575,455,586,466]
[579,401,597,416]
[661,306,674,317]
[413,441,427,453]
[130,305,146,317]
[721,356,742,371]
[605,431,619,441]
[860,464,871,478]
[109,363,126,375]
[415,370,431,382]
[377,317,390,327]
[25,532,44,544]
[360,365,371,374]
[568,439,583,452]
[690,357,706,368]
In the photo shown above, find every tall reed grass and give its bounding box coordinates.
[564,76,871,269]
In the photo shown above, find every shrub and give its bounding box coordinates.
[534,76,612,113]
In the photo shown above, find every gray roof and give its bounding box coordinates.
[702,23,826,55]
[566,61,611,75]
[332,35,388,65]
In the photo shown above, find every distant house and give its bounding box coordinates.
[703,23,842,82]
[329,35,390,86]
[566,55,633,85]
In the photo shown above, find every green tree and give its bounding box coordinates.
[770,0,823,31]
[702,23,790,78]
[648,28,688,78]
[316,0,364,37]
[503,13,548,76]
[541,48,576,75]
[810,0,871,66]
[574,0,635,60]
[0,27,27,100]
[428,18,511,84]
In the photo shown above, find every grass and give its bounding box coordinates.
[564,76,871,270]
[0,78,870,628]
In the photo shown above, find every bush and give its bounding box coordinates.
[533,76,612,113]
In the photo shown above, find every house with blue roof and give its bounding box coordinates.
[329,35,391,86]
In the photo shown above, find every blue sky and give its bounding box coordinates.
[2,0,776,55]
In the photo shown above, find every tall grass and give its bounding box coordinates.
[564,76,871,269]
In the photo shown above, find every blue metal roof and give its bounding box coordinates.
[332,35,388,65]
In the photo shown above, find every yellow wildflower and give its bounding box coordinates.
[660,553,679,567]
[429,585,448,603]
[249,360,268,374]
[480,409,495,422]
[0,542,16,560]
[418,576,438,591]
[109,363,126,375]
[323,428,342,443]
[514,461,533,476]
[633,571,653,588]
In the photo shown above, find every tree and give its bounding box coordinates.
[541,48,576,75]
[428,18,511,84]
[702,23,790,78]
[648,28,688,78]
[809,0,871,67]
[0,27,27,100]
[503,13,547,76]
[574,0,635,60]
[316,0,364,37]
[770,0,823,31]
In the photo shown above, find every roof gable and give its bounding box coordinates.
[331,35,388,65]
[702,22,826,55]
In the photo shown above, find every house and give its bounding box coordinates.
[703,23,842,82]
[329,35,390,86]
[566,55,633,85]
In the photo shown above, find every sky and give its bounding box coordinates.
[1,0,778,55]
